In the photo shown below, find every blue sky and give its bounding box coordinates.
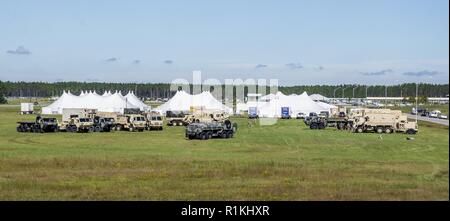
[0,0,448,85]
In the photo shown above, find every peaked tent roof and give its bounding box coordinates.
[41,90,139,114]
[155,91,232,114]
[124,91,150,111]
[258,91,329,117]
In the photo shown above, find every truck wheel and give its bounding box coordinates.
[310,123,317,130]
[319,123,325,129]
[200,133,207,140]
[376,127,384,134]
[229,131,234,138]
[406,129,416,135]
[385,128,392,134]
[17,127,21,132]
[71,126,78,133]
[338,123,345,130]
[356,127,364,133]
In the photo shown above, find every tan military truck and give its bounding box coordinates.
[349,108,418,134]
[166,111,189,126]
[60,108,96,132]
[184,111,230,124]
[60,116,95,132]
[115,114,147,132]
[145,113,164,130]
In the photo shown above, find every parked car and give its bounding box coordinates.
[429,110,441,118]
[296,112,306,119]
[439,114,448,120]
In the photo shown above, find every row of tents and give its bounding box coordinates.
[42,90,336,117]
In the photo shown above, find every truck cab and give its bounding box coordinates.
[146,114,163,130]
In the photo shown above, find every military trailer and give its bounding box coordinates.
[185,120,238,140]
[115,114,147,132]
[17,116,59,133]
[145,113,163,130]
[166,111,189,126]
[20,103,34,114]
[349,108,418,134]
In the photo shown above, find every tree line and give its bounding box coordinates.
[0,81,448,102]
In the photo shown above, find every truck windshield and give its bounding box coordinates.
[134,117,145,121]
[79,118,91,122]
[43,118,56,123]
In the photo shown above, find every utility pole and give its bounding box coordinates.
[352,86,359,98]
[416,83,418,126]
[333,87,341,98]
[385,86,387,107]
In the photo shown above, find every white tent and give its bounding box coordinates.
[41,90,139,114]
[310,94,329,101]
[258,91,328,118]
[124,91,150,111]
[316,101,337,110]
[155,91,232,114]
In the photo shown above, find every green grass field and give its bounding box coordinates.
[0,105,448,200]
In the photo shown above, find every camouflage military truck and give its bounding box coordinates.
[348,108,418,134]
[115,114,147,132]
[17,115,59,133]
[145,113,163,130]
[92,116,115,132]
[185,120,237,140]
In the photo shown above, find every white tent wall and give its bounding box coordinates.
[124,91,151,111]
[41,90,140,114]
[257,91,329,118]
[155,91,232,115]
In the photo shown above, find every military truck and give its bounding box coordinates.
[184,111,230,124]
[166,111,189,126]
[92,116,115,132]
[115,114,147,132]
[185,120,238,140]
[349,108,418,134]
[17,116,59,133]
[145,113,164,130]
[307,115,327,129]
[303,112,318,126]
[60,116,95,132]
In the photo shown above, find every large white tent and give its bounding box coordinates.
[41,90,142,114]
[124,91,150,111]
[254,91,330,118]
[155,90,232,114]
